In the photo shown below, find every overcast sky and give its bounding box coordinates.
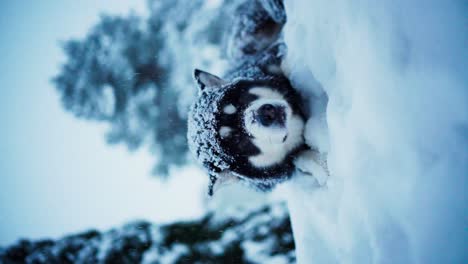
[0,0,210,245]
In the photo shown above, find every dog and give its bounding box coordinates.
[187,0,324,195]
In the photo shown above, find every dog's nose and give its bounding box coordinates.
[256,104,286,126]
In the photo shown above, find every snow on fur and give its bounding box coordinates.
[187,86,233,175]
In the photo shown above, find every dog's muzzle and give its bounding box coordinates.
[255,104,286,127]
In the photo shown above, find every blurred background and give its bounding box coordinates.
[0,0,294,262]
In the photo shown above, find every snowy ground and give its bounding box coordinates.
[282,0,467,263]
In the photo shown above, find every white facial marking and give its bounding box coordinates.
[219,126,232,138]
[248,115,304,168]
[223,104,237,114]
[242,86,305,168]
[249,87,284,100]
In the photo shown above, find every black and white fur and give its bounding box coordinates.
[188,0,317,194]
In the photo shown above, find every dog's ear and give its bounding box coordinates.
[194,69,226,91]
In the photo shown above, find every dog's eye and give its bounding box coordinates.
[231,132,241,143]
[238,138,250,149]
[239,93,258,105]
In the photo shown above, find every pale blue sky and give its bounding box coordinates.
[0,0,208,245]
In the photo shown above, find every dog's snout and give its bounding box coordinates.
[256,104,286,126]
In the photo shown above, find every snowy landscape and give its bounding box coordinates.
[283,0,466,262]
[1,0,466,263]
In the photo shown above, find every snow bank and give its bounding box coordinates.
[282,0,467,263]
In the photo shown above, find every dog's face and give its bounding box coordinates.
[190,69,306,189]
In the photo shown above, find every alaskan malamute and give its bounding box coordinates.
[188,0,317,194]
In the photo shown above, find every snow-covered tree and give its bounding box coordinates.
[0,203,295,264]
[53,0,237,176]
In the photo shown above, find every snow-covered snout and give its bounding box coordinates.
[244,100,289,142]
[243,87,304,168]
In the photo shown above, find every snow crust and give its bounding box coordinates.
[282,0,468,263]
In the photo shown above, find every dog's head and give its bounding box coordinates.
[188,69,306,194]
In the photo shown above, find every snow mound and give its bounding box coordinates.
[282,0,468,263]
